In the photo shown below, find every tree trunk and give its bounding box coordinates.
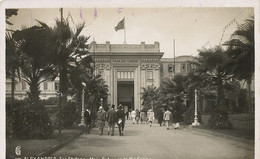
[217,76,225,111]
[11,67,15,113]
[28,79,40,105]
[247,80,252,114]
[60,65,68,108]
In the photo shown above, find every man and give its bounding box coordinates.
[117,105,125,136]
[106,105,117,136]
[84,107,91,134]
[163,108,172,130]
[96,106,106,135]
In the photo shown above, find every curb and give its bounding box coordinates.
[188,125,254,145]
[36,130,84,157]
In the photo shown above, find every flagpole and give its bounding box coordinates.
[173,38,176,74]
[124,17,126,44]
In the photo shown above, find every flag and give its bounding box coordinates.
[115,18,125,31]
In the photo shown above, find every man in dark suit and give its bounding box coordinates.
[106,105,117,136]
[84,107,91,134]
[117,104,125,136]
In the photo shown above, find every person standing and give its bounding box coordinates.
[135,109,140,124]
[84,107,91,134]
[106,105,117,136]
[117,105,125,136]
[96,106,106,135]
[157,108,164,126]
[163,108,172,130]
[147,109,154,127]
[131,109,136,124]
[140,109,146,124]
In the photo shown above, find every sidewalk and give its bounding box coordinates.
[6,129,83,159]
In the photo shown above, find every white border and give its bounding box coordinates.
[0,0,259,159]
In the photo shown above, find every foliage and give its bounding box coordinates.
[42,13,90,109]
[208,109,232,129]
[141,85,158,111]
[7,100,53,139]
[224,17,254,113]
[12,24,57,104]
[6,9,18,25]
[193,46,231,110]
[224,17,254,83]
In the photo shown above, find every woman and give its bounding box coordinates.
[140,109,146,124]
[147,109,154,127]
[96,106,106,135]
[131,109,136,124]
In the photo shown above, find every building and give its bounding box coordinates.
[6,41,195,110]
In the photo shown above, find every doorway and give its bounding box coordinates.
[117,81,134,110]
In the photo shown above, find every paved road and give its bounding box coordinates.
[53,120,254,159]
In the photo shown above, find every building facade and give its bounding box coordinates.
[91,41,163,110]
[6,41,195,110]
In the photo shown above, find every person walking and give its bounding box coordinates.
[147,109,154,127]
[117,105,125,136]
[84,107,91,134]
[131,109,136,124]
[140,109,146,124]
[135,109,140,124]
[96,106,106,135]
[157,108,164,126]
[124,105,129,120]
[106,105,117,136]
[128,109,132,120]
[163,108,172,130]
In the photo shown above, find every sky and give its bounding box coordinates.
[7,7,253,58]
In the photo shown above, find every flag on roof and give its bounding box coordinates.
[115,18,125,31]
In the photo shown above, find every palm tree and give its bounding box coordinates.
[12,25,57,104]
[141,85,158,111]
[224,17,254,113]
[194,46,231,110]
[6,32,21,108]
[47,12,89,109]
[6,9,19,110]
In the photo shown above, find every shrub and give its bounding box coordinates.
[60,101,81,129]
[7,100,53,139]
[208,109,232,129]
[184,106,201,124]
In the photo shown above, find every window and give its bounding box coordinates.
[55,82,59,91]
[21,81,26,90]
[181,63,186,72]
[117,71,134,79]
[147,71,153,80]
[131,72,134,78]
[117,72,121,79]
[168,64,174,73]
[44,82,48,90]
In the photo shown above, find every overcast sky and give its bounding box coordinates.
[7,8,253,58]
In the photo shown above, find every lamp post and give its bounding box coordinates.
[192,89,200,126]
[101,98,103,107]
[79,83,86,127]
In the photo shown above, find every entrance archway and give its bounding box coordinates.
[117,81,134,110]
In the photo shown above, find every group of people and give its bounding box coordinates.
[124,108,155,125]
[157,107,180,130]
[84,105,180,136]
[85,104,126,136]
